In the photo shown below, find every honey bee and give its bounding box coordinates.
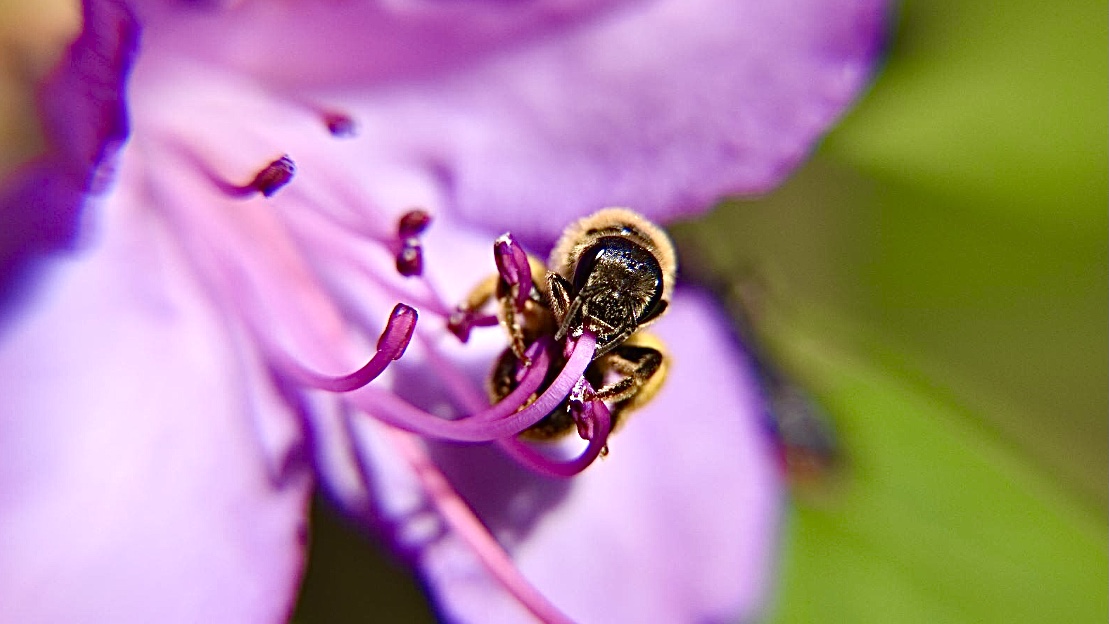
[457,208,677,440]
[546,208,676,354]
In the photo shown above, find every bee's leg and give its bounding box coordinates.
[499,290,530,362]
[461,274,499,311]
[591,313,636,358]
[588,338,667,413]
[547,272,575,339]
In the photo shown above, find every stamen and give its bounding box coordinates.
[285,304,417,392]
[396,209,432,277]
[497,391,613,479]
[349,332,597,442]
[494,233,532,310]
[386,427,577,624]
[322,111,358,137]
[446,308,499,343]
[239,154,296,197]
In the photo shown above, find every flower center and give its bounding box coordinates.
[178,141,657,624]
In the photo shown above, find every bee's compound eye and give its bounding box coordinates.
[571,240,611,293]
[571,236,665,318]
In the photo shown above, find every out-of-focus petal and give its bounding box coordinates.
[123,0,886,244]
[345,289,782,623]
[39,0,136,184]
[0,184,311,622]
[1,0,137,311]
[131,0,628,83]
[385,0,889,242]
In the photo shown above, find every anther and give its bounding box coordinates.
[496,378,613,478]
[395,209,432,277]
[493,233,532,311]
[398,210,432,238]
[396,245,423,276]
[244,155,296,197]
[569,379,597,441]
[447,308,498,343]
[376,303,418,360]
[323,111,357,137]
[291,303,418,392]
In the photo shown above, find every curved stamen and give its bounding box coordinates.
[350,332,596,442]
[385,427,577,624]
[225,154,296,198]
[285,304,417,392]
[497,388,613,479]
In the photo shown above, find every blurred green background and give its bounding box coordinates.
[682,0,1108,621]
[2,0,1104,622]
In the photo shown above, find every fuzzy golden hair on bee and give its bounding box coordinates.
[548,207,678,306]
[546,208,677,357]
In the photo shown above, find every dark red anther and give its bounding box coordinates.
[574,406,597,441]
[447,308,499,343]
[447,308,473,342]
[395,210,433,277]
[569,378,595,440]
[396,241,424,277]
[494,233,532,310]
[247,155,296,197]
[398,209,432,238]
[323,112,357,137]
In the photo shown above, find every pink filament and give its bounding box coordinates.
[497,391,613,478]
[351,333,596,442]
[287,304,418,392]
[386,426,577,624]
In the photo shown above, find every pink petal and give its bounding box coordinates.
[390,0,889,242]
[1,0,137,294]
[0,186,311,622]
[122,0,886,243]
[343,289,782,623]
[38,0,136,187]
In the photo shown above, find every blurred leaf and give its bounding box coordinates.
[683,0,1109,507]
[827,0,1108,229]
[682,152,1107,509]
[764,321,1107,624]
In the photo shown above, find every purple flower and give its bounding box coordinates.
[0,1,884,622]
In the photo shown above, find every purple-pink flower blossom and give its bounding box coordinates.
[0,1,885,622]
